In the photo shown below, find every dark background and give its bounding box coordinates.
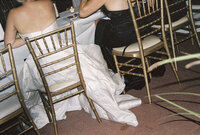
[0,0,72,30]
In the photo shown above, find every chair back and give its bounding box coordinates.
[164,0,188,22]
[164,0,197,33]
[25,22,101,135]
[25,22,85,99]
[127,0,166,53]
[0,44,21,109]
[164,0,187,23]
[0,44,39,134]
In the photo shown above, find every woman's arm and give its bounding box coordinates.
[79,0,106,17]
[4,9,25,48]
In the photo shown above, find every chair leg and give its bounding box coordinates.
[170,58,181,84]
[50,105,59,135]
[33,126,40,135]
[140,55,152,104]
[113,54,126,94]
[165,43,181,84]
[20,100,40,135]
[24,112,41,135]
[53,118,58,135]
[172,32,178,71]
[39,92,52,122]
[85,93,101,123]
[18,118,25,133]
[188,24,195,45]
[143,67,152,104]
[194,31,200,48]
[26,114,40,135]
[145,57,152,79]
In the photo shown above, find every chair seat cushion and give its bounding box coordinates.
[39,80,79,93]
[0,95,21,119]
[113,35,161,52]
[192,5,200,10]
[152,16,188,29]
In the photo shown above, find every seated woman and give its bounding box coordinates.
[4,0,141,129]
[79,0,165,91]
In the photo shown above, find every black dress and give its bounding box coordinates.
[95,6,165,91]
[96,6,137,48]
[95,6,138,71]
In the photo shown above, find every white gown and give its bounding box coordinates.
[19,21,142,129]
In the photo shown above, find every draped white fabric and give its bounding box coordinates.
[19,22,142,129]
[0,23,4,41]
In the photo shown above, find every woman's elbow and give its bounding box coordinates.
[79,8,89,18]
[4,37,12,46]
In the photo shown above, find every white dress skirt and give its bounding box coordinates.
[19,21,142,129]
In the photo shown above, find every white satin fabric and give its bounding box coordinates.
[0,23,4,41]
[19,22,142,129]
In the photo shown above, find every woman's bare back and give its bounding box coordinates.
[4,0,56,48]
[11,0,56,34]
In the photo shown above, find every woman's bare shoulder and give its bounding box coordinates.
[7,7,20,19]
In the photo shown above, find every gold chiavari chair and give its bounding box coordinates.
[112,0,180,104]
[154,0,200,70]
[0,44,40,135]
[25,22,101,135]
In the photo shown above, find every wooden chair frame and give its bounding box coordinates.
[0,44,40,135]
[25,22,101,135]
[112,0,180,104]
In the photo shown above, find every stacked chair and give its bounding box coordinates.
[164,0,200,69]
[153,0,200,69]
[0,44,40,135]
[25,22,101,135]
[112,0,180,104]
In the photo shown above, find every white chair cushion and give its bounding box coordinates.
[152,16,188,29]
[192,5,200,10]
[0,95,21,119]
[40,80,78,93]
[113,35,161,52]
